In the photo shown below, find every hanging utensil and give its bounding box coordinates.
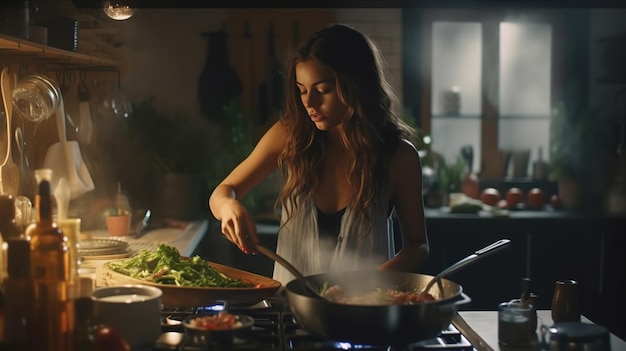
[1,67,19,196]
[15,126,34,199]
[423,238,511,294]
[77,72,93,144]
[42,95,94,199]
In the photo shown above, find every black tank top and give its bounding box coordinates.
[317,207,346,270]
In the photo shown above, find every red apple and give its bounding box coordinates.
[480,188,501,206]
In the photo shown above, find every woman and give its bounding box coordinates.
[209,23,428,285]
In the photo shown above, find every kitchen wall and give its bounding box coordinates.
[111,8,403,133]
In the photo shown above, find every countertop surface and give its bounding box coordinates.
[458,310,626,351]
[83,220,209,285]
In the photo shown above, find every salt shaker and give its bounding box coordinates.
[551,279,581,323]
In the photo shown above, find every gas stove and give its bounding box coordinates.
[155,295,487,351]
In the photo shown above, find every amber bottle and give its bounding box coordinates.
[3,238,34,350]
[0,195,22,281]
[29,178,74,351]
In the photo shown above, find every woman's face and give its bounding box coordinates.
[295,59,351,131]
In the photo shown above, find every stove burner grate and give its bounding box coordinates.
[157,296,479,351]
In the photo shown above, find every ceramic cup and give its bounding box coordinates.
[91,284,163,348]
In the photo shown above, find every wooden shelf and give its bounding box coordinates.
[0,33,119,67]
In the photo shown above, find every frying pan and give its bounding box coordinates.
[283,238,511,345]
[285,271,470,345]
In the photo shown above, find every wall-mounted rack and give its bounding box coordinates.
[0,32,120,68]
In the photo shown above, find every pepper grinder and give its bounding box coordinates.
[520,277,538,333]
[551,279,581,323]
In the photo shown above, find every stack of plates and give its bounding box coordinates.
[77,238,130,260]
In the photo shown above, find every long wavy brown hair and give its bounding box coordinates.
[276,23,416,229]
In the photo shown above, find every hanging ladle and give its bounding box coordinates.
[248,241,326,299]
[423,238,511,294]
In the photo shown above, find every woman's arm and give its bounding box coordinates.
[209,121,286,251]
[379,139,429,273]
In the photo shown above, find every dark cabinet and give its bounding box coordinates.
[420,210,625,339]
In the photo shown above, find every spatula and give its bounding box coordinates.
[248,241,326,299]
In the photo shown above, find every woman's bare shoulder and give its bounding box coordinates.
[391,139,421,163]
[257,120,288,151]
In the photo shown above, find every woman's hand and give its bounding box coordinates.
[218,198,259,254]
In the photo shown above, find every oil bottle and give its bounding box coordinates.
[3,238,34,350]
[29,172,74,351]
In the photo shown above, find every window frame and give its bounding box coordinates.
[402,8,566,178]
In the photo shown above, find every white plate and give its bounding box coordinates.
[78,238,129,257]
[80,251,131,260]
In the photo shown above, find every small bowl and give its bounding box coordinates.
[182,313,254,347]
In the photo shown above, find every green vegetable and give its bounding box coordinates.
[449,199,483,213]
[106,244,251,288]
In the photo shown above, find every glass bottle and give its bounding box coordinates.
[551,279,581,323]
[73,295,96,351]
[3,238,34,350]
[29,176,74,351]
[0,194,22,283]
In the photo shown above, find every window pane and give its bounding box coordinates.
[499,22,552,166]
[431,117,482,173]
[431,22,482,116]
[431,22,482,172]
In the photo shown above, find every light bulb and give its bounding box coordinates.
[103,1,136,20]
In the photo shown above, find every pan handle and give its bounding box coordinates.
[425,239,511,293]
[453,292,472,307]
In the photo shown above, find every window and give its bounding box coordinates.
[402,9,562,179]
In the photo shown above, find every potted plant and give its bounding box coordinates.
[549,101,619,211]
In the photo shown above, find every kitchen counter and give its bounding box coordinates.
[458,310,626,351]
[424,207,626,220]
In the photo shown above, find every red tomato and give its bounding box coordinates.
[550,194,562,209]
[527,188,546,210]
[94,325,131,351]
[505,188,524,207]
[480,188,501,206]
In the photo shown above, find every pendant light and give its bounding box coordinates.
[102,0,136,21]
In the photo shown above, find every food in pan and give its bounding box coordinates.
[185,312,246,331]
[321,284,436,305]
[106,244,254,288]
